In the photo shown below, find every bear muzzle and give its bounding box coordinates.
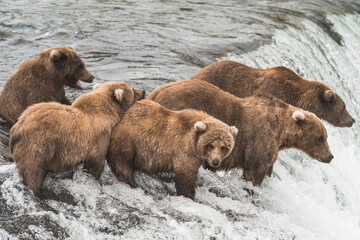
[317,154,334,163]
[338,111,355,128]
[212,158,220,167]
[341,117,355,128]
[81,74,95,83]
[207,156,222,168]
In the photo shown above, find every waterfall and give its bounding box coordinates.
[222,13,360,239]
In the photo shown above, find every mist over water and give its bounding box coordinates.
[0,1,359,239]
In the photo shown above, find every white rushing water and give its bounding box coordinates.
[1,12,360,240]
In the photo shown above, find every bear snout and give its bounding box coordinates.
[82,74,95,83]
[348,117,355,126]
[212,158,220,167]
[341,119,354,128]
[319,154,333,163]
[89,75,95,82]
[141,90,146,99]
[326,154,334,163]
[339,112,355,127]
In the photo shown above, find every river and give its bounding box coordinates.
[0,0,359,239]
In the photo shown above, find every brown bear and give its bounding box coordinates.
[190,60,355,128]
[148,80,333,186]
[0,45,95,126]
[107,99,238,199]
[10,82,145,196]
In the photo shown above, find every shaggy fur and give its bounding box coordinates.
[190,60,355,127]
[0,46,95,126]
[10,82,145,196]
[107,99,238,199]
[148,80,333,186]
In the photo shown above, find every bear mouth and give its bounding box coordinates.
[205,160,220,169]
[314,155,332,163]
[75,80,83,89]
[68,80,83,89]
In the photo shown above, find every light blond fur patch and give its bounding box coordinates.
[194,121,207,132]
[93,84,102,91]
[324,90,335,102]
[65,45,74,50]
[230,126,238,136]
[292,110,306,122]
[114,89,124,102]
[50,49,61,61]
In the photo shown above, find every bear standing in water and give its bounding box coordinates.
[0,45,94,126]
[107,99,238,199]
[190,60,355,127]
[10,82,145,196]
[148,80,333,186]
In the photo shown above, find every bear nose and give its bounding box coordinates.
[328,154,334,163]
[141,90,146,99]
[212,158,220,167]
[352,118,355,124]
[90,75,95,81]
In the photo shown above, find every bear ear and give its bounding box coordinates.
[323,90,335,103]
[93,84,102,91]
[230,126,238,137]
[292,110,306,123]
[50,49,67,62]
[65,45,74,50]
[194,121,207,132]
[114,89,124,102]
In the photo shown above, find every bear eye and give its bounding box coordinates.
[208,144,214,150]
[221,146,227,152]
[318,136,324,142]
[78,64,84,70]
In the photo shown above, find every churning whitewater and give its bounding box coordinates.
[0,1,359,239]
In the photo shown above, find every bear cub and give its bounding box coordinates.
[0,45,94,126]
[107,99,238,199]
[10,82,145,196]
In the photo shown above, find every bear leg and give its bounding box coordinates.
[243,162,274,186]
[61,96,72,105]
[21,166,47,196]
[107,155,136,188]
[174,168,198,199]
[83,158,105,180]
[243,142,276,186]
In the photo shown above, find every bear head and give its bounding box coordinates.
[194,119,238,168]
[292,110,333,163]
[41,45,95,89]
[93,82,146,110]
[302,83,355,127]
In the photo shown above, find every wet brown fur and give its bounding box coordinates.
[0,46,94,126]
[190,60,355,127]
[107,99,237,199]
[10,82,145,196]
[148,80,333,186]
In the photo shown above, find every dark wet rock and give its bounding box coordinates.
[0,214,69,240]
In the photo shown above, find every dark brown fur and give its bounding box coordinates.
[10,82,145,196]
[107,99,238,199]
[148,80,333,186]
[190,60,355,127]
[0,46,95,126]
